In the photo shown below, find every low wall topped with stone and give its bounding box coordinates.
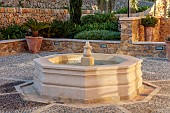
[0,38,166,58]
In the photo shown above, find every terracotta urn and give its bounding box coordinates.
[26,36,43,54]
[166,41,170,61]
[144,27,153,42]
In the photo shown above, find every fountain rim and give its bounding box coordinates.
[34,53,143,71]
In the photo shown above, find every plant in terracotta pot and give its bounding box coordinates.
[141,15,158,42]
[23,18,50,53]
[166,36,170,61]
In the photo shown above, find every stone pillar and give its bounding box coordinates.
[116,17,141,55]
[119,17,141,43]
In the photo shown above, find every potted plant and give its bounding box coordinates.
[141,15,158,41]
[166,36,170,61]
[23,18,50,53]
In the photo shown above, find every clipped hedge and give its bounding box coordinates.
[74,30,120,40]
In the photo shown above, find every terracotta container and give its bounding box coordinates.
[26,36,43,54]
[144,27,153,42]
[166,41,170,61]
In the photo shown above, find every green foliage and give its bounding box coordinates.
[74,30,120,40]
[115,7,128,14]
[141,15,158,27]
[39,20,58,38]
[81,13,118,25]
[22,18,50,32]
[0,25,27,40]
[69,0,82,24]
[39,20,76,38]
[48,20,76,38]
[76,22,119,33]
[115,6,149,14]
[138,6,149,12]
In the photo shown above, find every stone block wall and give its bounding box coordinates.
[41,39,121,54]
[0,7,68,28]
[0,38,166,58]
[0,0,97,10]
[0,39,28,56]
[160,18,170,41]
[0,0,153,10]
[116,17,166,58]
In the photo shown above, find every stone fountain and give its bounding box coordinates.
[31,41,144,103]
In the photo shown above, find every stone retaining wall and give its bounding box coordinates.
[0,0,153,10]
[0,7,68,28]
[0,0,96,10]
[0,38,166,58]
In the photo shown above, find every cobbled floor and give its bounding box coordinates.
[0,52,170,113]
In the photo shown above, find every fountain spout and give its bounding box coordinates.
[81,41,94,66]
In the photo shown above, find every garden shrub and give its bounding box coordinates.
[54,20,76,38]
[39,20,77,38]
[115,7,128,14]
[74,30,120,40]
[0,24,27,40]
[81,13,118,25]
[76,22,119,33]
[39,19,58,38]
[141,15,158,27]
[138,6,149,12]
[115,6,149,14]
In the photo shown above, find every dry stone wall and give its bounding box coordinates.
[0,0,97,10]
[0,7,68,28]
[0,0,153,10]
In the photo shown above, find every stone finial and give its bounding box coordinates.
[83,41,92,57]
[81,41,94,66]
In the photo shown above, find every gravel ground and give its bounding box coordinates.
[122,95,170,113]
[1,53,170,112]
[141,58,170,81]
[0,53,38,80]
[0,94,47,113]
[0,79,25,93]
[40,104,126,113]
[151,81,170,95]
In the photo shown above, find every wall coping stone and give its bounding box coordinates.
[0,39,25,44]
[119,17,141,21]
[133,42,166,45]
[43,38,121,44]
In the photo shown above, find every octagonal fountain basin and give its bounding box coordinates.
[33,53,143,103]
